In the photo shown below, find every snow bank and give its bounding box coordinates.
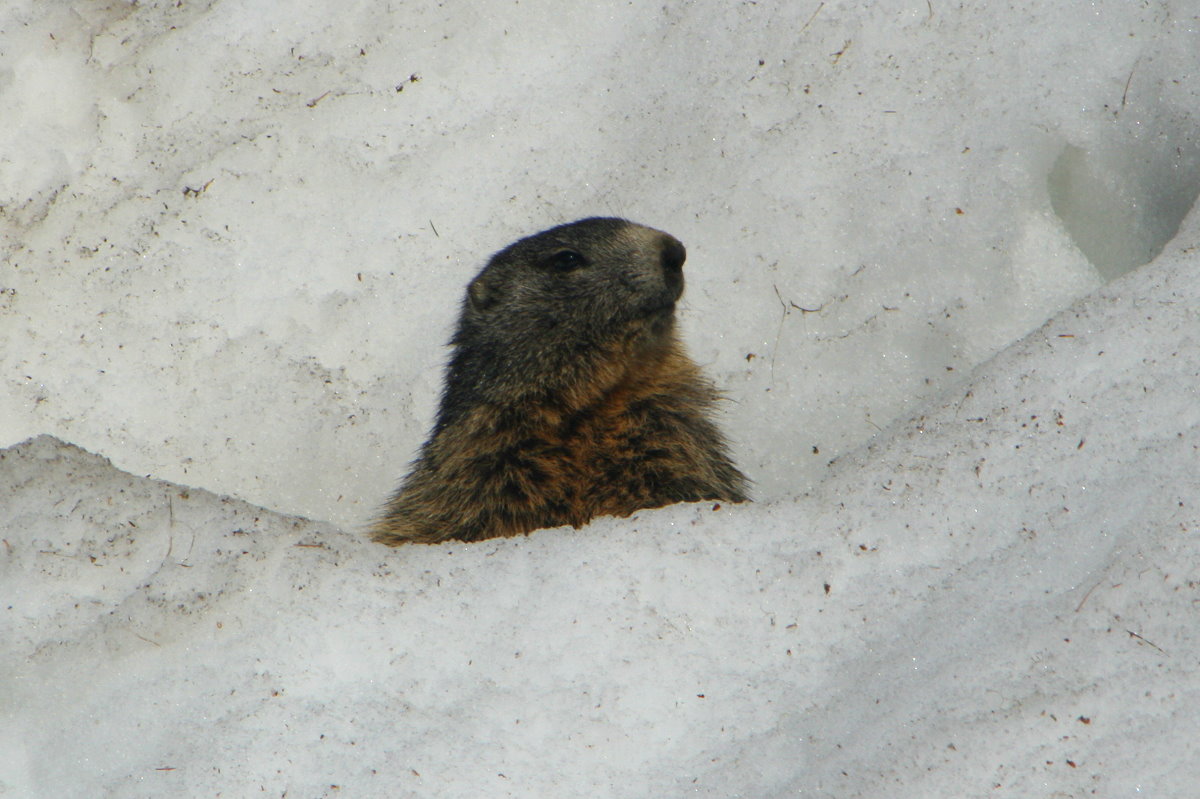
[4,1,1199,795]
[3,242,1197,797]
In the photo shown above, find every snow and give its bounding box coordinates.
[2,0,1199,796]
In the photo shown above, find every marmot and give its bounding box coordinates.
[371,217,748,545]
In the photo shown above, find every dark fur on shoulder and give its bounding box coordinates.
[372,217,748,545]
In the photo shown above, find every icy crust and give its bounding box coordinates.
[2,251,1197,797]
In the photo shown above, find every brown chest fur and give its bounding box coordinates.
[371,343,745,545]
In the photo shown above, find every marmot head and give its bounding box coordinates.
[443,218,689,411]
[465,217,685,343]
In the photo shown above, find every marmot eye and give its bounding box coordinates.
[548,249,586,273]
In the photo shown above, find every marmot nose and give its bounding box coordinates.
[660,235,686,274]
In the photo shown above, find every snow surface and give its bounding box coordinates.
[3,0,1200,796]
[4,239,1199,797]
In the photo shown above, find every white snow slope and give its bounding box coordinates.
[2,0,1200,796]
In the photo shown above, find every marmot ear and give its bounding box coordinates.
[468,275,499,311]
